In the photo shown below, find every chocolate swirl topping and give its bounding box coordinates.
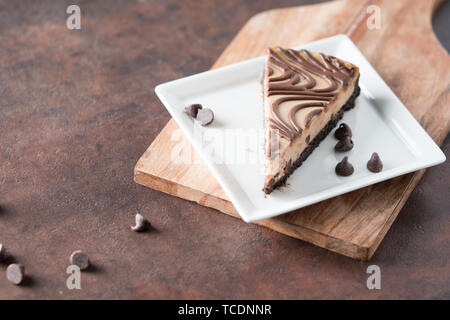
[265,48,356,143]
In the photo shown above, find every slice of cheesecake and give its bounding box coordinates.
[262,47,360,194]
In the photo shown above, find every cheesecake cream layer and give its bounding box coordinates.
[263,48,360,193]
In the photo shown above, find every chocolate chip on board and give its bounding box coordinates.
[334,123,352,140]
[335,156,354,176]
[185,104,202,118]
[196,108,214,126]
[367,152,383,173]
[131,213,151,232]
[70,250,90,270]
[335,136,354,152]
[6,263,25,285]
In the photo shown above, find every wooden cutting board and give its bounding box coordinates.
[134,0,449,260]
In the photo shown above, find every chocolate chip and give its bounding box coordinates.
[335,136,354,152]
[367,152,383,173]
[305,135,310,143]
[185,104,202,118]
[0,243,7,262]
[335,156,354,176]
[70,250,90,270]
[131,213,151,232]
[6,264,24,285]
[196,108,214,126]
[334,123,352,140]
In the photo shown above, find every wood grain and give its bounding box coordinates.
[134,0,450,260]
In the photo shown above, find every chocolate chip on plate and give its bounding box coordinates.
[367,152,383,173]
[131,213,151,232]
[185,104,202,118]
[196,108,214,126]
[336,156,354,176]
[70,250,90,270]
[335,136,354,152]
[6,263,25,285]
[334,123,352,140]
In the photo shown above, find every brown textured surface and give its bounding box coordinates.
[0,0,449,299]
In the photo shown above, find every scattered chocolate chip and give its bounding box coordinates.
[335,156,354,176]
[196,108,214,126]
[131,213,151,232]
[367,152,383,173]
[305,135,310,143]
[70,250,90,270]
[185,104,202,118]
[6,264,24,285]
[0,243,7,262]
[335,136,354,152]
[334,123,352,140]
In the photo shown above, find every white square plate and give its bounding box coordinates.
[155,34,446,223]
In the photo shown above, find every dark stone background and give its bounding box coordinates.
[0,0,448,299]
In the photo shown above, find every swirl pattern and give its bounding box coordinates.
[265,48,356,142]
